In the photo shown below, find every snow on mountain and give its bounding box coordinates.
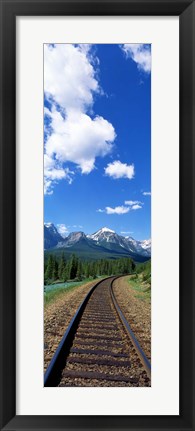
[45,222,57,232]
[101,227,115,233]
[140,239,151,254]
[87,227,130,250]
[44,223,151,257]
[87,227,151,256]
[87,227,116,242]
[140,239,151,248]
[44,223,64,249]
[125,236,151,256]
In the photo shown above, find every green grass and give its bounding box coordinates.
[44,276,105,306]
[136,260,151,280]
[128,275,151,302]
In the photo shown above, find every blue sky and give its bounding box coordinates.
[44,44,151,241]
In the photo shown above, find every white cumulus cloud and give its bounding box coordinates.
[105,160,134,180]
[45,110,115,174]
[57,224,69,237]
[105,206,130,215]
[44,43,99,112]
[125,200,143,210]
[44,44,116,194]
[44,154,74,195]
[125,200,143,206]
[97,199,143,215]
[131,204,142,210]
[44,179,53,195]
[121,44,151,73]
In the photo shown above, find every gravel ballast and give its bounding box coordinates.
[44,280,100,371]
[112,276,151,361]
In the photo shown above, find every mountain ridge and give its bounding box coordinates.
[44,224,151,261]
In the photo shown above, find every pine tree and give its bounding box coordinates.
[76,260,83,281]
[108,261,113,276]
[45,255,54,282]
[132,260,136,272]
[62,261,70,282]
[52,258,58,281]
[91,262,97,279]
[70,254,78,279]
[58,253,66,280]
[85,262,90,278]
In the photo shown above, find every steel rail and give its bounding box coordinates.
[44,274,151,386]
[44,275,117,387]
[110,279,151,378]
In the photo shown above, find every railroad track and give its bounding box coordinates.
[44,276,151,387]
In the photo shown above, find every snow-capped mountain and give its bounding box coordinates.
[140,239,151,255]
[88,227,115,242]
[44,224,151,259]
[87,227,127,247]
[87,227,137,252]
[87,227,150,256]
[125,236,151,257]
[44,223,63,249]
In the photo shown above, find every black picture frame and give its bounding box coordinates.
[0,0,194,430]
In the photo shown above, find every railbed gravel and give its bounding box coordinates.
[112,276,151,360]
[44,280,100,371]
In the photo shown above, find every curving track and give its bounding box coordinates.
[44,276,151,387]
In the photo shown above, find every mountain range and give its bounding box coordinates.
[44,224,151,263]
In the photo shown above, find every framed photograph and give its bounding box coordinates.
[0,0,194,430]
